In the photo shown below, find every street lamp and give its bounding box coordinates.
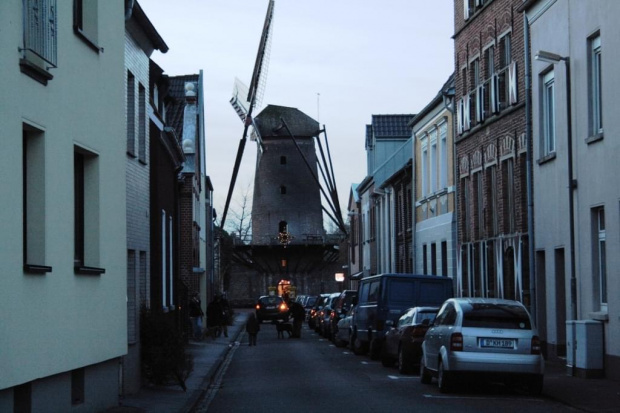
[535,49,577,374]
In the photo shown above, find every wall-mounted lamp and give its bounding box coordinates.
[534,50,567,64]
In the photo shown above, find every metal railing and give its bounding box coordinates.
[22,0,57,68]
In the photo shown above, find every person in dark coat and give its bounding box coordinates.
[289,300,305,338]
[206,296,223,337]
[246,312,260,346]
[189,293,204,340]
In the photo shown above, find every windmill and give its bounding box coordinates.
[221,0,275,230]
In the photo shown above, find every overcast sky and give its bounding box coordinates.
[140,0,454,231]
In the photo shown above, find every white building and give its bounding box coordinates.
[524,0,620,379]
[0,1,127,411]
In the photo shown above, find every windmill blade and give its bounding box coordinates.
[221,0,275,230]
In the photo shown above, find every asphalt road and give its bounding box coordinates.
[195,322,578,413]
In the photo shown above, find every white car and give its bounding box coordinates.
[420,298,544,394]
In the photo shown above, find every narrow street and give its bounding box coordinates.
[194,321,577,413]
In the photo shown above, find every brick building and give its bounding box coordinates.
[453,0,532,307]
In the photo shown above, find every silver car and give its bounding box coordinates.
[420,298,544,394]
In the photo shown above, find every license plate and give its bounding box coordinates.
[266,306,276,310]
[480,338,515,348]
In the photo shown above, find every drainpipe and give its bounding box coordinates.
[524,15,537,325]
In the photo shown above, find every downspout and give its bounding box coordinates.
[524,14,537,325]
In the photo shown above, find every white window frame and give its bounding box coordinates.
[589,35,603,136]
[429,129,437,193]
[542,70,556,156]
[595,207,607,310]
[439,122,448,189]
[421,135,428,197]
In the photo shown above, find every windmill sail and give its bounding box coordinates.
[221,0,275,230]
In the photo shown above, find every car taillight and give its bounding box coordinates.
[450,332,463,351]
[531,335,541,355]
[255,304,261,310]
[280,303,288,312]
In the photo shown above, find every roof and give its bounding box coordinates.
[254,105,320,138]
[370,114,415,139]
[166,74,200,139]
[130,1,169,53]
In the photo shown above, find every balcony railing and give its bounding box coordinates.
[22,0,57,68]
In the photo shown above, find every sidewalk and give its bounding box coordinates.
[107,309,620,412]
[107,309,252,413]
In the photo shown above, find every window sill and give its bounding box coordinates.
[75,266,106,275]
[589,311,609,322]
[585,133,604,145]
[24,264,53,274]
[537,152,556,165]
[20,58,53,86]
[74,27,103,53]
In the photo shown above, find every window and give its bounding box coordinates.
[280,185,287,195]
[14,382,32,412]
[593,207,607,310]
[23,126,51,273]
[589,34,603,137]
[423,244,428,274]
[127,71,136,156]
[280,156,287,165]
[487,166,498,235]
[441,241,448,277]
[500,33,511,68]
[74,148,104,274]
[73,0,100,51]
[439,123,448,189]
[463,177,471,240]
[127,250,137,342]
[138,84,147,163]
[431,243,437,275]
[503,158,515,233]
[542,70,556,157]
[430,129,437,193]
[421,136,428,196]
[474,171,483,238]
[20,0,57,84]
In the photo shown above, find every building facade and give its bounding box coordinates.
[1,1,127,411]
[412,75,457,279]
[453,0,532,310]
[524,0,620,378]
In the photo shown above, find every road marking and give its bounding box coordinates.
[423,394,543,402]
[388,375,416,380]
[342,351,351,355]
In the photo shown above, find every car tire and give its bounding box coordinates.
[438,360,451,393]
[398,347,412,374]
[420,355,432,384]
[380,345,395,367]
[527,375,544,396]
[351,332,366,356]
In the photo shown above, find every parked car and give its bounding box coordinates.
[381,306,438,374]
[318,292,340,338]
[308,293,330,329]
[420,298,544,394]
[255,295,289,323]
[334,305,357,348]
[303,295,318,321]
[328,290,358,341]
[351,273,453,359]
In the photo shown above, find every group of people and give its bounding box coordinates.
[245,295,305,346]
[189,292,231,341]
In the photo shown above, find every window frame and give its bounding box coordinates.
[588,34,603,138]
[541,70,556,158]
[73,0,102,53]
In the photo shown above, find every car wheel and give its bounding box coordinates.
[380,345,395,367]
[398,347,412,374]
[351,332,366,356]
[438,360,451,393]
[420,355,432,384]
[369,339,381,360]
[527,375,544,396]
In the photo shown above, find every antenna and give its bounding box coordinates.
[222,0,275,230]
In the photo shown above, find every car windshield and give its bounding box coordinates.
[414,311,437,325]
[259,297,282,305]
[461,303,532,329]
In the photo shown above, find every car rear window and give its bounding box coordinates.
[414,311,437,325]
[259,297,282,305]
[462,303,532,330]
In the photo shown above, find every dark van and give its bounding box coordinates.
[350,273,453,359]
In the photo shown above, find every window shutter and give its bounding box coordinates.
[508,61,518,105]
[464,96,471,131]
[457,99,464,135]
[490,74,498,114]
[475,85,485,123]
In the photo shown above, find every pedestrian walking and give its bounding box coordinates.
[289,299,305,338]
[246,312,260,346]
[206,296,223,337]
[189,293,204,341]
